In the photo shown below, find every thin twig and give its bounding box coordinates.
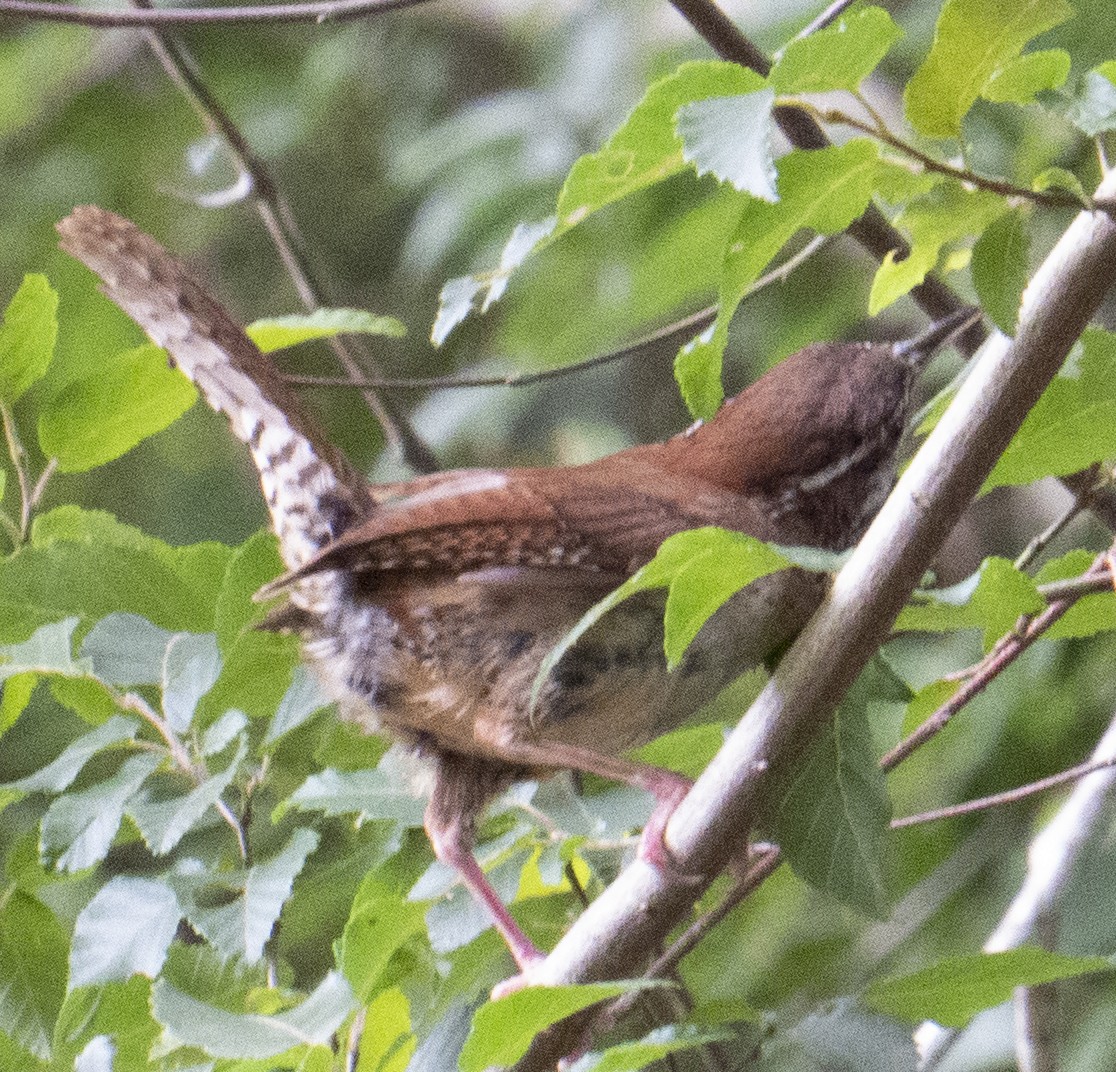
[0,0,432,26]
[130,0,437,472]
[1015,465,1104,571]
[813,105,1096,211]
[116,689,250,860]
[283,234,829,391]
[881,548,1116,771]
[892,755,1116,829]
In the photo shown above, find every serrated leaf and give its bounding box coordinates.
[287,767,425,825]
[431,219,555,345]
[68,877,180,989]
[214,529,283,649]
[0,890,68,1059]
[0,506,230,639]
[869,183,1006,314]
[905,0,1073,138]
[776,661,898,917]
[971,209,1030,336]
[1062,66,1116,136]
[985,329,1116,491]
[556,61,766,230]
[38,343,197,473]
[81,613,174,685]
[864,948,1110,1027]
[681,139,879,418]
[173,828,319,962]
[161,630,221,733]
[771,7,904,94]
[128,736,246,855]
[41,753,162,872]
[460,983,661,1072]
[151,971,354,1059]
[0,274,59,405]
[675,90,777,200]
[4,714,138,794]
[246,308,406,352]
[982,49,1070,104]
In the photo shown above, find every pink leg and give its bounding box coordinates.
[426,814,544,973]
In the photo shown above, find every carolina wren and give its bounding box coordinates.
[58,206,973,971]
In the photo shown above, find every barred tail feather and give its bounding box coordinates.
[57,206,373,569]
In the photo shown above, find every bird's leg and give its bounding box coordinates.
[424,751,544,973]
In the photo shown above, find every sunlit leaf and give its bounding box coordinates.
[771,7,904,93]
[247,307,406,352]
[675,90,778,200]
[0,274,58,406]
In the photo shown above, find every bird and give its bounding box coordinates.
[57,205,974,972]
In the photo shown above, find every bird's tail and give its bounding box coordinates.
[57,206,374,570]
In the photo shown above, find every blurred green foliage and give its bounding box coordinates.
[3,1,1116,1069]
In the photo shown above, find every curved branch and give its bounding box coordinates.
[0,0,432,26]
[512,169,1116,1071]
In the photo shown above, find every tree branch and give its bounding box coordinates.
[511,167,1116,1071]
[0,0,432,27]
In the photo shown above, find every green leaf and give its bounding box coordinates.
[265,666,331,744]
[1031,166,1089,204]
[4,714,138,793]
[771,7,904,94]
[68,877,180,989]
[161,630,221,732]
[432,219,556,346]
[150,971,354,1059]
[173,827,320,962]
[51,977,159,1072]
[776,660,900,917]
[0,274,59,406]
[0,890,68,1059]
[533,528,793,702]
[40,753,162,872]
[896,558,1043,650]
[1062,66,1116,136]
[37,344,197,472]
[556,61,766,231]
[971,209,1030,336]
[982,49,1070,104]
[214,528,283,649]
[246,308,406,352]
[681,139,879,417]
[338,878,427,1003]
[0,506,230,639]
[869,183,1006,314]
[359,989,415,1072]
[0,616,87,684]
[80,613,172,686]
[905,0,1073,138]
[461,983,659,1072]
[287,766,425,825]
[864,948,1110,1027]
[127,736,246,855]
[985,329,1116,491]
[569,1024,733,1072]
[675,90,778,200]
[661,529,793,667]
